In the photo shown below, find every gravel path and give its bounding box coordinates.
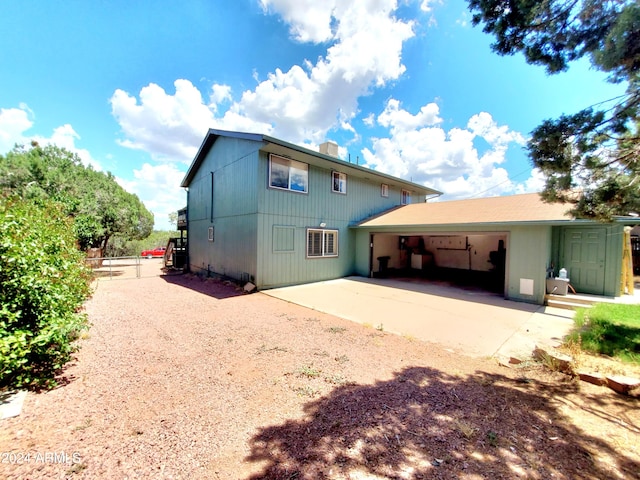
[1,266,639,479]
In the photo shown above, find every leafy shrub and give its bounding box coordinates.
[0,197,92,389]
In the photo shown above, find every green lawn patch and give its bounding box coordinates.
[568,303,640,365]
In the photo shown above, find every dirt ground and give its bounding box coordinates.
[1,265,639,479]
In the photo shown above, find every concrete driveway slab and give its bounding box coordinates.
[263,276,575,359]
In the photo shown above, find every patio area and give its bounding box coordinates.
[263,276,579,360]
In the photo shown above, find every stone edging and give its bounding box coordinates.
[498,345,640,396]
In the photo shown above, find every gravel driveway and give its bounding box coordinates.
[1,266,638,479]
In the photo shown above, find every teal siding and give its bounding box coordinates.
[256,215,355,288]
[506,226,551,304]
[188,215,258,281]
[355,229,372,277]
[605,225,624,297]
[255,152,392,288]
[187,137,429,289]
[257,152,409,224]
[187,138,260,281]
[553,224,624,297]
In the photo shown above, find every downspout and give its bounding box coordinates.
[185,187,190,272]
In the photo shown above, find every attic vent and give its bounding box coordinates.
[319,141,339,158]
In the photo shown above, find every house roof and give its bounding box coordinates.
[180,129,441,196]
[355,193,584,228]
[181,130,263,187]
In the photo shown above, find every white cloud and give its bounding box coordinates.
[377,98,442,133]
[258,0,336,43]
[0,106,33,153]
[0,105,102,170]
[245,0,417,143]
[362,98,530,199]
[467,112,525,147]
[116,162,187,231]
[514,167,547,194]
[363,113,376,127]
[40,125,102,170]
[110,80,217,164]
[420,0,439,12]
[456,10,470,27]
[209,84,232,111]
[110,0,416,157]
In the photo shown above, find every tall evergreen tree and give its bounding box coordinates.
[1,143,154,251]
[469,0,640,219]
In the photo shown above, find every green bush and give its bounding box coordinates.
[0,197,92,389]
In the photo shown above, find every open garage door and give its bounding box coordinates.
[371,233,507,294]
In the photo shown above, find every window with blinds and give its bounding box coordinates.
[306,228,338,258]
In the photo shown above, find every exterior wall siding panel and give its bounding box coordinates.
[256,214,354,288]
[186,137,260,281]
[507,226,551,304]
[254,152,409,288]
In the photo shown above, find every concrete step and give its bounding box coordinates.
[546,293,596,305]
[545,297,593,311]
[545,292,609,310]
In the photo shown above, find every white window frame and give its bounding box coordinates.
[381,183,389,197]
[269,154,309,193]
[401,189,411,205]
[331,171,347,194]
[306,228,338,258]
[208,226,214,242]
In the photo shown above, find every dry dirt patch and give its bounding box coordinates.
[1,273,639,479]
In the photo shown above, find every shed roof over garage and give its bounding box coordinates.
[355,193,578,228]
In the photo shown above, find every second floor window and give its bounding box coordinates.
[332,171,347,194]
[269,154,308,193]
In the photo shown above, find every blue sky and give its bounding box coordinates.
[0,0,625,230]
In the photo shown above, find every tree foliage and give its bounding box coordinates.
[0,144,154,250]
[469,0,640,218]
[0,197,92,388]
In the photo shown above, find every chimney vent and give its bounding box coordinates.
[319,141,339,158]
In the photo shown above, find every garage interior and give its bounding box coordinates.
[371,233,507,294]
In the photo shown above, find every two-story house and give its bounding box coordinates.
[180,129,440,289]
[181,129,637,305]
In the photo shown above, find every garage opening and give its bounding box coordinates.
[371,233,507,294]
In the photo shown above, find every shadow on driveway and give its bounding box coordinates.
[244,366,640,479]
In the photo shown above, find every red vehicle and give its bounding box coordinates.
[140,247,166,259]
